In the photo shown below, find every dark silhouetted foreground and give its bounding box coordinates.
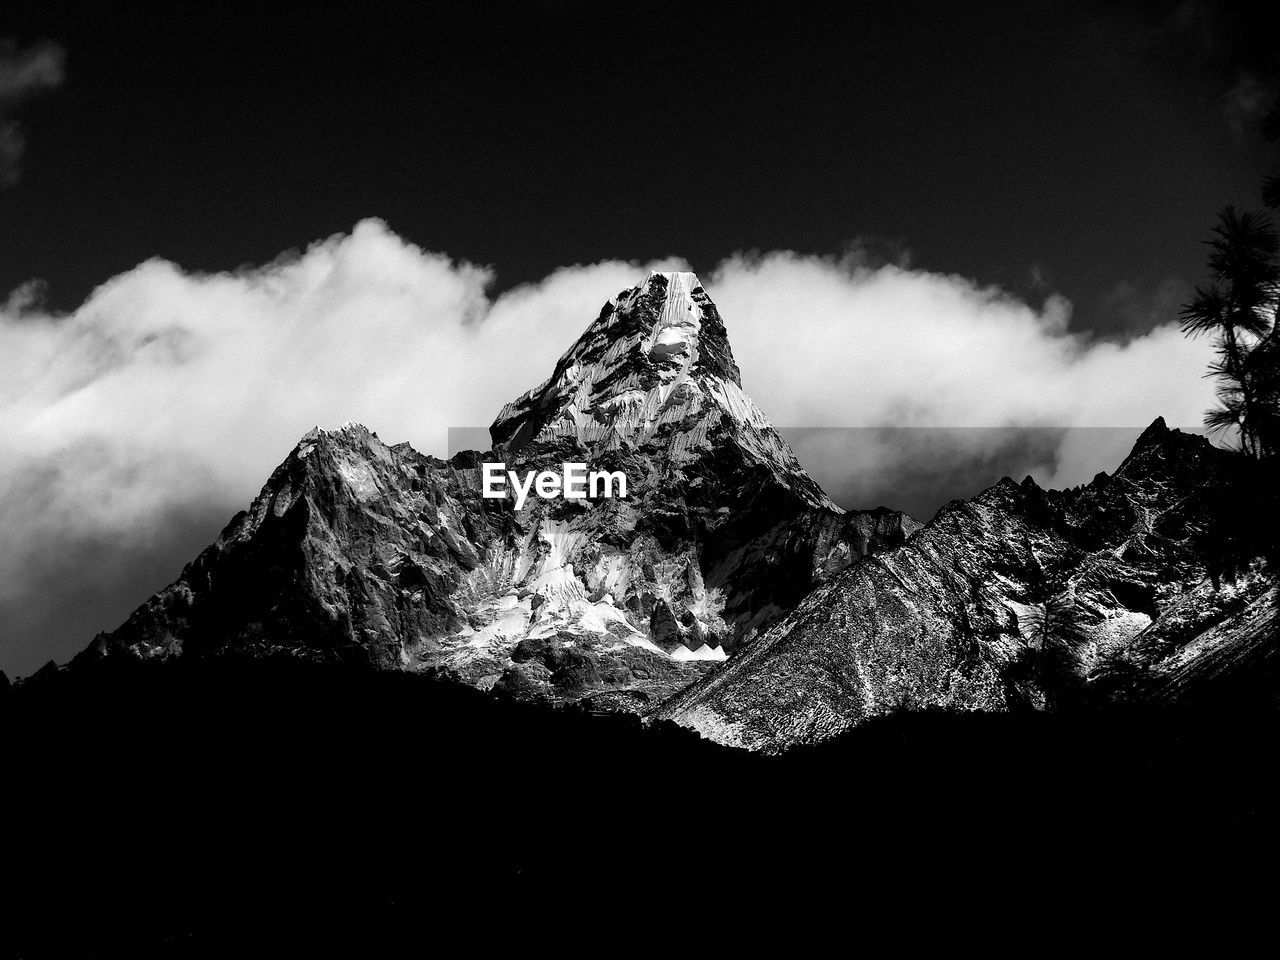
[3,658,1278,955]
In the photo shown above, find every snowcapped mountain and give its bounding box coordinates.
[76,272,916,709]
[492,271,835,511]
[65,272,1277,744]
[657,419,1279,751]
[486,270,918,654]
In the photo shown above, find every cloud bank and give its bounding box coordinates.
[0,38,65,186]
[0,220,1214,675]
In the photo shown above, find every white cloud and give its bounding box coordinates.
[709,250,1213,503]
[710,250,1211,431]
[0,220,1215,672]
[0,221,684,604]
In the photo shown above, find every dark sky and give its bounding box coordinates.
[1,0,1276,336]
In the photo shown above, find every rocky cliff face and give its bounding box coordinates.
[78,272,916,710]
[657,419,1277,751]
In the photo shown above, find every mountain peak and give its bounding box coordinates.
[1135,416,1169,445]
[489,270,747,452]
[619,269,738,383]
[644,268,702,285]
[489,272,835,510]
[637,269,704,314]
[1123,416,1214,461]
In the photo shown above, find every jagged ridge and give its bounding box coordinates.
[657,419,1275,751]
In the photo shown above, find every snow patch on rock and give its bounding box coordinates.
[671,644,727,662]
